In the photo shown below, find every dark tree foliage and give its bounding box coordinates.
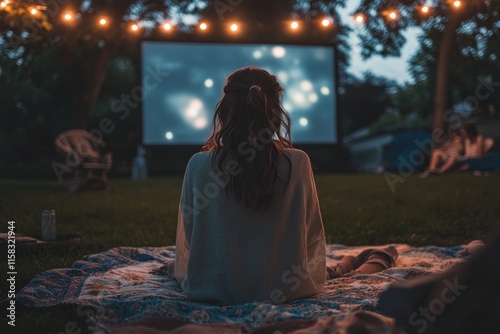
[1,0,206,129]
[353,0,500,130]
[338,73,397,135]
[393,18,500,120]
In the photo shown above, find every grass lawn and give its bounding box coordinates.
[1,173,499,333]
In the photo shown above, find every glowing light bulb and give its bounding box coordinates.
[99,18,107,26]
[354,14,365,23]
[290,21,299,29]
[453,1,461,8]
[230,23,238,31]
[1,2,8,8]
[131,24,139,31]
[31,8,38,15]
[199,22,207,30]
[64,13,72,21]
[321,18,331,27]
[388,11,398,20]
[163,23,171,30]
[421,6,429,13]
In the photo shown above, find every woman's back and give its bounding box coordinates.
[175,148,326,305]
[174,67,399,305]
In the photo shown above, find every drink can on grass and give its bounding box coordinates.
[42,210,56,241]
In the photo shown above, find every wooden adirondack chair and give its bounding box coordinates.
[54,129,113,193]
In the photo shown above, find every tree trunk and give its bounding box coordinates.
[432,9,464,132]
[71,42,112,129]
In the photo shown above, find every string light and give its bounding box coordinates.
[1,5,468,35]
[354,13,365,23]
[0,1,47,12]
[388,11,398,20]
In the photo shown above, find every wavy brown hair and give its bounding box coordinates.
[202,66,292,211]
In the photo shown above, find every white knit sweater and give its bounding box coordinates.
[174,148,326,305]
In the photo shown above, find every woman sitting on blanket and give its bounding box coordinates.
[174,66,398,306]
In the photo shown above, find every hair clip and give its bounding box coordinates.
[249,85,262,91]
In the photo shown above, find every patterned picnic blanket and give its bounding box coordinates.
[17,243,466,333]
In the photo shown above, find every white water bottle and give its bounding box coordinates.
[41,210,57,241]
[132,145,148,180]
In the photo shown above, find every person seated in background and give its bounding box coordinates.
[461,122,485,159]
[420,128,463,177]
[458,122,498,174]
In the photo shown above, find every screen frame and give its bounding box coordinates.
[138,38,341,149]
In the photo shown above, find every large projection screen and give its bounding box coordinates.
[141,41,337,145]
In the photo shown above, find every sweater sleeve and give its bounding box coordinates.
[303,154,326,286]
[174,159,194,284]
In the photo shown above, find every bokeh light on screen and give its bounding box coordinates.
[185,99,202,119]
[308,93,318,103]
[277,71,288,83]
[193,118,208,129]
[253,50,263,59]
[300,80,313,91]
[204,79,213,88]
[283,102,293,113]
[142,42,337,144]
[290,89,307,107]
[272,46,286,58]
[182,99,208,130]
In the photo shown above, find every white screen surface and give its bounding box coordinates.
[142,41,337,145]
